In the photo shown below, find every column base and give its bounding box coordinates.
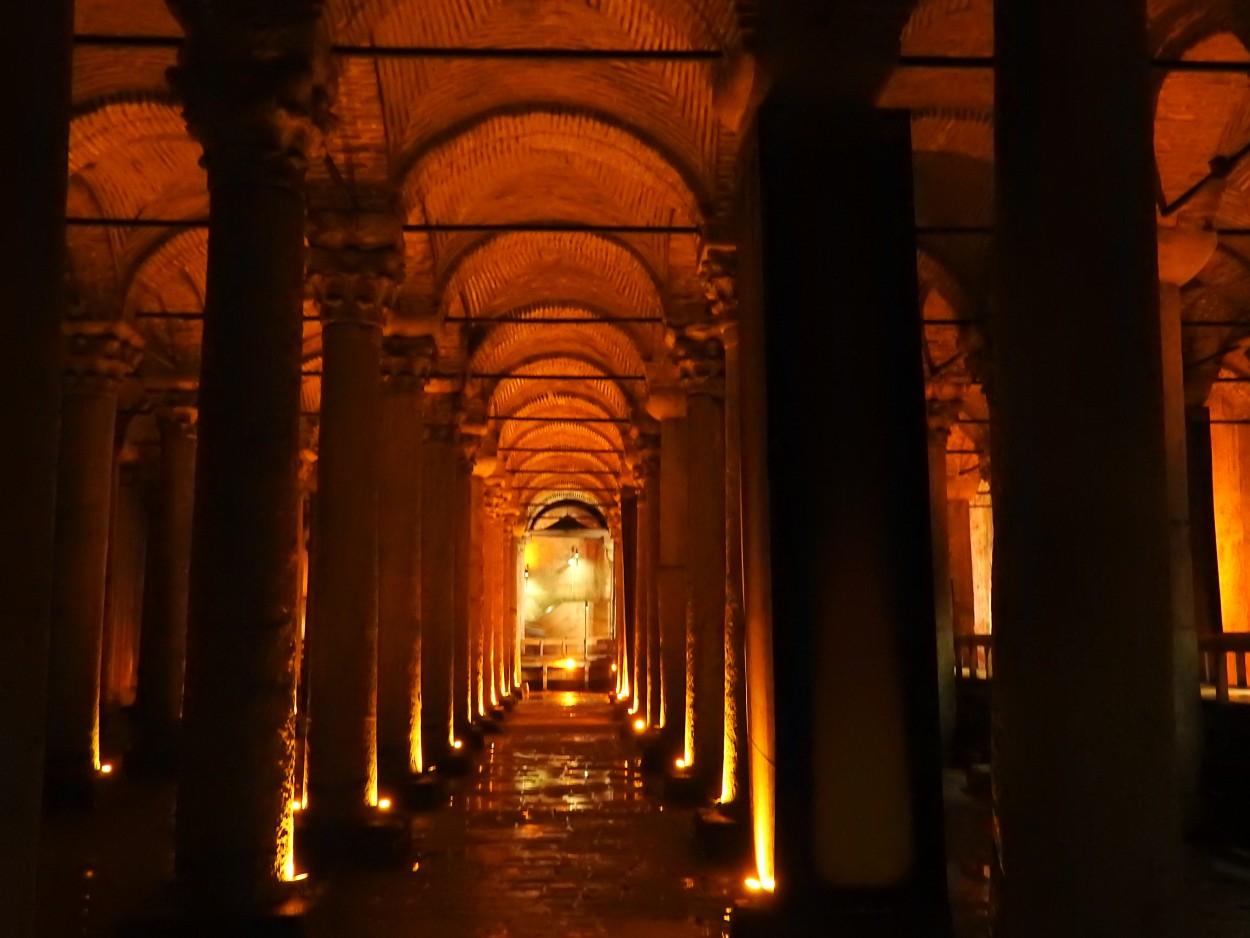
[661,768,707,807]
[693,802,752,862]
[395,771,445,812]
[429,748,474,777]
[118,895,312,938]
[639,732,674,775]
[295,806,412,871]
[730,895,950,938]
[455,723,487,750]
[500,696,517,712]
[42,755,98,813]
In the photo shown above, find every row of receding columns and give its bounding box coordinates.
[725,1,1187,935]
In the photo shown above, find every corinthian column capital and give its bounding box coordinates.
[166,0,335,186]
[307,209,405,327]
[62,321,143,395]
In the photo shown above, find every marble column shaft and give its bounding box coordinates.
[993,1,1178,931]
[421,417,460,760]
[170,13,332,905]
[135,401,197,766]
[305,285,386,818]
[377,338,431,779]
[681,355,727,798]
[927,424,957,756]
[0,4,72,928]
[750,99,949,930]
[47,324,141,795]
[658,417,689,747]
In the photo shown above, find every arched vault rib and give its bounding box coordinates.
[330,0,741,54]
[468,315,648,382]
[396,110,706,314]
[439,231,667,323]
[483,358,639,420]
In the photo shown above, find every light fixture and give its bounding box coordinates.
[633,718,646,732]
[98,763,114,775]
[290,799,302,812]
[524,565,529,579]
[745,875,776,893]
[453,739,464,750]
[377,797,392,810]
[568,546,580,567]
[675,757,687,770]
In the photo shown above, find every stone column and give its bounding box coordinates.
[421,401,460,762]
[45,321,142,807]
[134,387,198,772]
[1159,229,1217,828]
[631,476,650,720]
[168,8,333,908]
[650,392,689,751]
[452,454,474,731]
[0,0,72,926]
[926,409,957,756]
[734,101,949,934]
[644,450,663,724]
[468,473,486,719]
[993,1,1177,932]
[676,337,727,800]
[482,483,503,710]
[948,500,976,641]
[1188,407,1222,640]
[101,460,149,713]
[377,336,434,782]
[620,486,638,704]
[304,211,400,824]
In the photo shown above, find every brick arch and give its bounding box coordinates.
[1155,32,1250,210]
[67,98,207,314]
[439,231,666,321]
[397,108,706,228]
[467,311,648,381]
[330,0,741,52]
[901,0,991,57]
[483,357,638,422]
[500,413,627,453]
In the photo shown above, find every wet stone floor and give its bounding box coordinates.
[35,691,1250,936]
[305,692,741,937]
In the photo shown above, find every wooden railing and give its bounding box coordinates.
[954,634,993,681]
[520,638,615,667]
[1199,633,1250,703]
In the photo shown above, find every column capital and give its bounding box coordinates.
[307,210,404,327]
[672,331,726,397]
[698,242,739,321]
[926,398,962,440]
[166,1,335,187]
[62,321,143,394]
[381,334,437,391]
[148,383,200,438]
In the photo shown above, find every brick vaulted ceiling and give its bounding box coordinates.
[67,0,1250,514]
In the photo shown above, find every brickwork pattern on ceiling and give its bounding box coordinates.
[440,232,665,322]
[467,313,648,382]
[484,357,638,418]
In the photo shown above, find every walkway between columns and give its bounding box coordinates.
[306,691,738,936]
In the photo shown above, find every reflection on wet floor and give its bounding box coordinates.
[306,691,740,938]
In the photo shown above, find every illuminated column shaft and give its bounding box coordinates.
[656,411,689,747]
[927,419,957,755]
[305,220,395,817]
[749,100,949,928]
[171,14,330,907]
[378,337,432,779]
[721,321,748,805]
[0,1,70,928]
[46,323,140,802]
[948,500,976,641]
[134,393,198,769]
[1187,408,1222,640]
[102,462,148,711]
[468,474,486,717]
[421,411,459,761]
[994,0,1177,929]
[631,481,650,716]
[452,459,473,728]
[678,342,726,798]
[500,521,516,695]
[646,466,663,721]
[620,486,638,702]
[482,487,502,707]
